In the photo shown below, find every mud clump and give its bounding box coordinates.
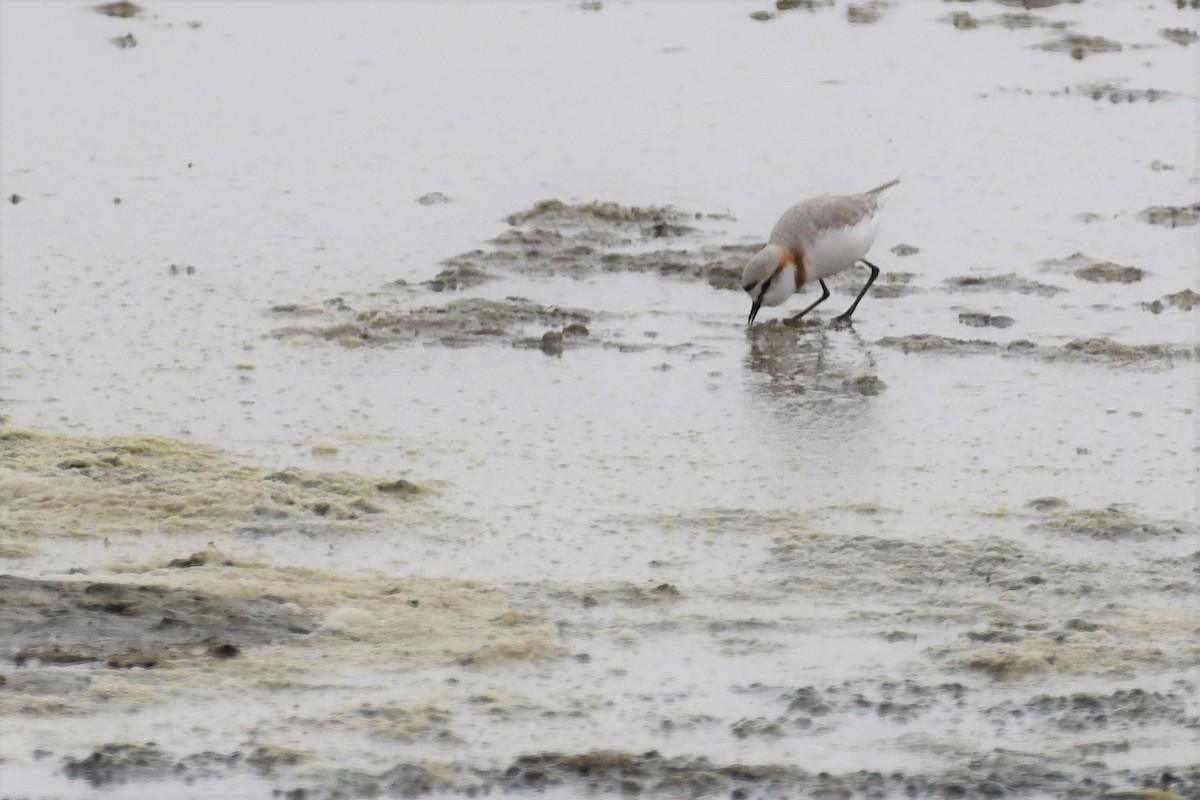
[891,243,920,256]
[0,575,316,671]
[1141,204,1200,228]
[1036,33,1122,59]
[1160,27,1199,45]
[1073,263,1146,284]
[958,312,1014,329]
[1143,289,1200,313]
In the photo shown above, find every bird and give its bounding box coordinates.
[743,178,899,327]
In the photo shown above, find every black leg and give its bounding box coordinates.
[790,280,830,322]
[831,260,880,326]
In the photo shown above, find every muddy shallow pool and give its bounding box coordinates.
[1,1,1197,798]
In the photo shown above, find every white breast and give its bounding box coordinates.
[804,214,880,282]
[762,263,798,307]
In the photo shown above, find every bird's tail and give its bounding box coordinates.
[865,178,900,197]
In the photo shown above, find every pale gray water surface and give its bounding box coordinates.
[1,1,1197,798]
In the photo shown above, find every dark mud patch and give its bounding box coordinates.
[732,680,969,737]
[891,243,920,256]
[846,1,890,25]
[0,575,315,672]
[1075,82,1175,103]
[94,1,142,18]
[548,581,685,610]
[1160,27,1199,45]
[876,333,1003,356]
[775,0,835,12]
[62,743,242,786]
[415,191,452,206]
[986,686,1199,736]
[1143,288,1200,313]
[478,749,1199,800]
[1141,203,1200,228]
[270,296,594,352]
[944,272,1065,296]
[1075,263,1146,283]
[1035,32,1122,59]
[876,334,1197,364]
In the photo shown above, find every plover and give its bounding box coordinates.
[743,179,899,326]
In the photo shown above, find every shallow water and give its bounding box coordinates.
[1,1,1197,798]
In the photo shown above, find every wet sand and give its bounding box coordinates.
[1,1,1197,798]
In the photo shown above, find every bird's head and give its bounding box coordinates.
[742,244,794,326]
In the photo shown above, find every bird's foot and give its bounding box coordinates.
[828,314,855,329]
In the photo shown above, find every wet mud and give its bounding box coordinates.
[4,2,1198,799]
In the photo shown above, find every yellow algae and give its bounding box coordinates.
[0,427,423,540]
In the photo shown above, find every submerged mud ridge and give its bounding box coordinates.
[429,199,751,292]
[876,334,1198,364]
[271,296,595,351]
[269,199,769,351]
